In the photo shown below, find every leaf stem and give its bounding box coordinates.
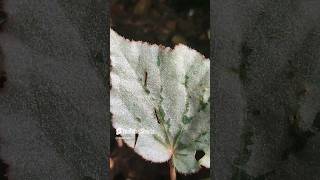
[169,159,176,180]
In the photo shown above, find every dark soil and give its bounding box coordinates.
[111,0,210,57]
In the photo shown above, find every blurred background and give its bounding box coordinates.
[111,0,210,57]
[110,0,210,179]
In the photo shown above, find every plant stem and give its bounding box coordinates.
[169,159,176,180]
